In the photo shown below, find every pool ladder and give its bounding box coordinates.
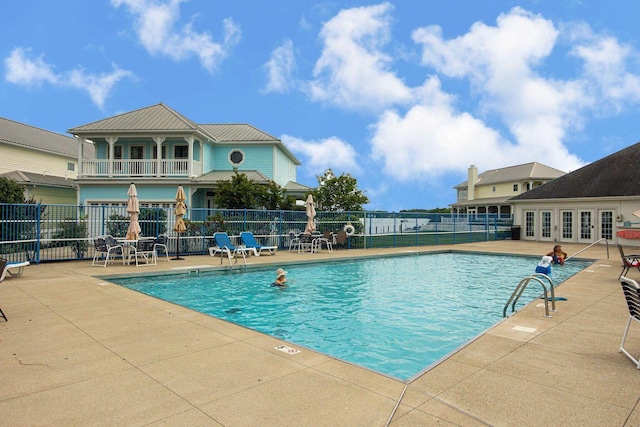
[219,246,247,270]
[503,273,556,318]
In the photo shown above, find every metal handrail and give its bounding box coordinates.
[503,275,555,318]
[565,238,609,261]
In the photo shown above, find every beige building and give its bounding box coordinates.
[510,142,640,246]
[451,162,566,215]
[0,117,94,204]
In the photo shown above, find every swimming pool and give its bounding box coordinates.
[111,252,591,380]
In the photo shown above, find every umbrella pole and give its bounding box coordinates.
[173,234,184,260]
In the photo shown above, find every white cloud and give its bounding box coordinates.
[3,47,134,109]
[282,134,361,175]
[111,0,240,73]
[307,2,412,111]
[263,39,296,94]
[371,77,511,180]
[4,47,58,85]
[410,7,586,173]
[567,22,640,110]
[67,65,135,109]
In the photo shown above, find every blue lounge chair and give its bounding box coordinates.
[209,232,239,258]
[240,232,277,256]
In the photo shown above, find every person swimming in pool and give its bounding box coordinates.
[547,245,568,265]
[271,268,288,287]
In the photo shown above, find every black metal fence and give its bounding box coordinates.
[0,203,513,263]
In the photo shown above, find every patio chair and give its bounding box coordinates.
[0,260,30,283]
[240,232,277,256]
[297,233,314,253]
[92,236,125,267]
[154,234,170,261]
[288,231,301,251]
[617,244,640,279]
[312,231,333,253]
[335,230,348,248]
[129,238,157,267]
[619,276,640,368]
[209,232,247,265]
[0,258,6,320]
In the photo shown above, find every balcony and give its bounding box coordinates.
[81,159,202,178]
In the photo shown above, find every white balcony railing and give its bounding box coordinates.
[81,159,201,177]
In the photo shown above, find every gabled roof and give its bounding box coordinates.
[283,181,312,191]
[199,123,300,164]
[68,103,216,141]
[0,116,93,159]
[199,124,278,142]
[455,162,566,189]
[511,142,640,200]
[194,170,272,184]
[1,170,76,189]
[68,103,302,164]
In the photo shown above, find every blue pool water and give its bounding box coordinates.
[112,253,591,380]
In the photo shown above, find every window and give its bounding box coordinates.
[513,184,519,192]
[229,149,245,166]
[526,183,531,190]
[67,162,75,172]
[580,211,592,240]
[174,145,188,159]
[130,146,144,160]
[113,145,123,173]
[492,186,496,192]
[562,211,573,239]
[601,211,613,240]
[525,211,535,237]
[541,211,551,238]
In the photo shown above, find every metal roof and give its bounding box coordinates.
[454,162,566,188]
[1,170,76,188]
[68,103,216,141]
[0,116,93,159]
[199,124,278,142]
[511,141,640,200]
[283,181,312,191]
[194,170,272,184]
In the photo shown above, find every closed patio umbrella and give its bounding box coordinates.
[305,194,316,233]
[173,185,187,260]
[125,183,141,241]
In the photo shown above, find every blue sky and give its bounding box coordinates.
[2,1,640,211]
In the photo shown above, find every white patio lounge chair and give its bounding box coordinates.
[619,276,640,369]
[0,260,30,283]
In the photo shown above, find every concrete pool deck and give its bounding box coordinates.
[0,241,638,426]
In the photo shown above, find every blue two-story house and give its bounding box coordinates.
[69,103,311,215]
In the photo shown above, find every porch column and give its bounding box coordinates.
[77,137,84,176]
[153,137,165,177]
[185,136,194,177]
[106,137,118,177]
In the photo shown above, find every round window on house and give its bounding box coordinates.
[229,150,244,166]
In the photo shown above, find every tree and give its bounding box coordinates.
[214,172,259,209]
[214,171,293,210]
[0,177,26,203]
[312,169,369,211]
[258,181,295,210]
